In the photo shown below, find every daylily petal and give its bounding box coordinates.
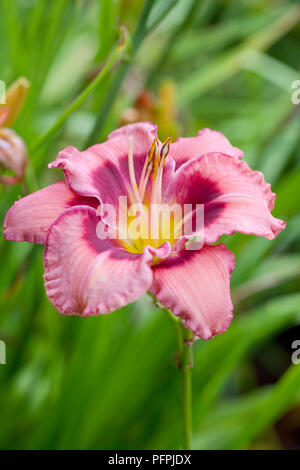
[149,243,235,339]
[3,181,97,244]
[44,206,154,315]
[49,122,175,211]
[170,128,243,167]
[165,152,285,242]
[107,121,157,141]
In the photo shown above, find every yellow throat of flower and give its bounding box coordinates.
[120,135,180,254]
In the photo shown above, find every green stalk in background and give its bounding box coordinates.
[86,0,155,146]
[229,363,300,450]
[29,31,127,158]
[178,3,300,106]
[1,0,23,77]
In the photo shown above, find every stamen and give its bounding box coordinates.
[128,136,141,204]
[139,138,156,188]
[148,137,158,165]
[127,136,147,232]
[159,137,172,167]
[139,137,158,201]
[139,163,152,203]
[153,137,172,206]
[151,140,160,180]
[124,134,175,252]
[149,138,170,239]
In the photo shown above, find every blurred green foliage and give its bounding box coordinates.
[0,0,300,450]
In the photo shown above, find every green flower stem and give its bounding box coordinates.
[156,301,193,450]
[29,32,126,157]
[179,329,193,450]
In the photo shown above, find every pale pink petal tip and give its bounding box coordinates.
[171,128,243,167]
[3,181,96,244]
[108,121,158,141]
[197,128,243,159]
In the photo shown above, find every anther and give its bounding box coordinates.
[160,137,172,166]
[152,139,160,180]
[147,137,158,166]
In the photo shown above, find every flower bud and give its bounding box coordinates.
[0,128,28,184]
[0,107,9,127]
[0,77,30,128]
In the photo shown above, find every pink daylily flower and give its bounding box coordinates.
[3,122,285,339]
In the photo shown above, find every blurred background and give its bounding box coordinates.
[1,0,300,450]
